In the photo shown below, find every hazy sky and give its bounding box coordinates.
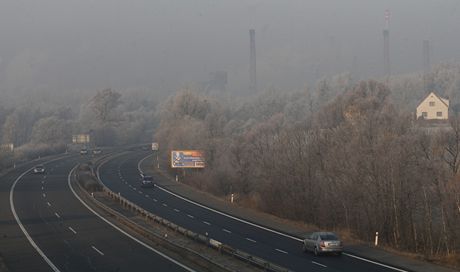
[0,0,459,96]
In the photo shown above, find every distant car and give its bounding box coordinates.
[80,148,88,155]
[302,232,343,256]
[33,165,45,174]
[141,175,155,188]
[92,149,102,155]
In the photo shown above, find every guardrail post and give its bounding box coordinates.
[374,231,379,246]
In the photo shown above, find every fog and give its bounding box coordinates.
[1,0,459,98]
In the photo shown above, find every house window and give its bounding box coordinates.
[422,112,428,118]
[429,101,435,106]
[437,112,443,117]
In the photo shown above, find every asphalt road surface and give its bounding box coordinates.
[98,151,410,272]
[0,154,195,272]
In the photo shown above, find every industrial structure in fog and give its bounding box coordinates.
[249,29,257,92]
[383,9,390,81]
[423,40,431,92]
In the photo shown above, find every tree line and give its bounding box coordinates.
[154,68,460,265]
[0,88,157,168]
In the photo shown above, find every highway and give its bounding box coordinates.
[0,155,195,272]
[98,151,409,272]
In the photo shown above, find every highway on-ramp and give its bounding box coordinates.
[0,154,195,272]
[98,151,410,272]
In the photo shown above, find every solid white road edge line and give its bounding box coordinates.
[10,159,68,272]
[135,154,411,272]
[68,164,196,272]
[342,253,409,272]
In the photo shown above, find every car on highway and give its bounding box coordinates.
[140,175,155,188]
[33,165,45,174]
[80,148,88,155]
[302,232,343,256]
[92,149,102,155]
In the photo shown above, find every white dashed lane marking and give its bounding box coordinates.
[246,238,256,243]
[312,261,327,268]
[162,203,168,207]
[275,248,288,254]
[42,193,46,198]
[222,229,232,234]
[174,209,180,212]
[68,227,77,234]
[187,214,194,219]
[54,213,60,219]
[153,199,158,202]
[203,221,211,225]
[91,246,105,256]
[46,202,51,207]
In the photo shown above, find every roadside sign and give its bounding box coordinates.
[72,134,90,144]
[0,143,14,152]
[171,150,205,168]
[152,142,159,151]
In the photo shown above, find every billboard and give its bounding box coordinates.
[0,143,14,152]
[152,142,159,151]
[72,134,90,144]
[171,150,205,168]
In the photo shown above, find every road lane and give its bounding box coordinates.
[99,151,408,272]
[8,155,194,272]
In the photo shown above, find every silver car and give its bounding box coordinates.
[33,165,45,174]
[302,232,343,256]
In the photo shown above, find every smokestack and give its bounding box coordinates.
[383,10,390,81]
[423,40,431,92]
[249,29,257,92]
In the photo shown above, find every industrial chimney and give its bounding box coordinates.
[249,29,257,92]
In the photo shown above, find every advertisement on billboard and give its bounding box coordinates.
[171,150,205,168]
[0,143,14,152]
[152,142,159,151]
[72,134,90,144]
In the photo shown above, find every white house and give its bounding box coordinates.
[416,92,449,120]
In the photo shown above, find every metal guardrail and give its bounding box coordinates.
[79,156,291,272]
[74,166,234,272]
[102,189,290,272]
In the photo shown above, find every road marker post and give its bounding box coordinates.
[231,193,234,203]
[374,232,379,246]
